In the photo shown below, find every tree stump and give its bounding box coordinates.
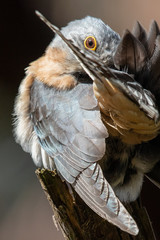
[36,168,156,240]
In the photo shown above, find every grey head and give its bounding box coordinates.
[50,16,120,64]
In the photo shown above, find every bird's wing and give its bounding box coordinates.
[74,162,138,235]
[30,79,108,184]
[30,78,138,235]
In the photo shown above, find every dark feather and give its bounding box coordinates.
[150,36,160,80]
[145,36,160,106]
[132,21,147,46]
[113,30,147,73]
[147,20,160,58]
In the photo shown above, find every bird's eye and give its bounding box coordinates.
[84,36,97,51]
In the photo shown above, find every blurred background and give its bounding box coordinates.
[1,0,160,239]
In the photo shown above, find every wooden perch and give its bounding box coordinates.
[36,168,156,240]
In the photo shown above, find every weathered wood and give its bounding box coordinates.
[36,168,156,240]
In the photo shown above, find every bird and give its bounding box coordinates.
[13,11,160,236]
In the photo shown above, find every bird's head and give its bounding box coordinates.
[29,11,120,89]
[50,16,120,66]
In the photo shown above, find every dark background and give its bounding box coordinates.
[0,0,160,239]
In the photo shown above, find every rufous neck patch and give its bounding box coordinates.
[27,47,77,89]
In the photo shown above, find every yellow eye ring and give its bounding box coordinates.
[84,36,97,51]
